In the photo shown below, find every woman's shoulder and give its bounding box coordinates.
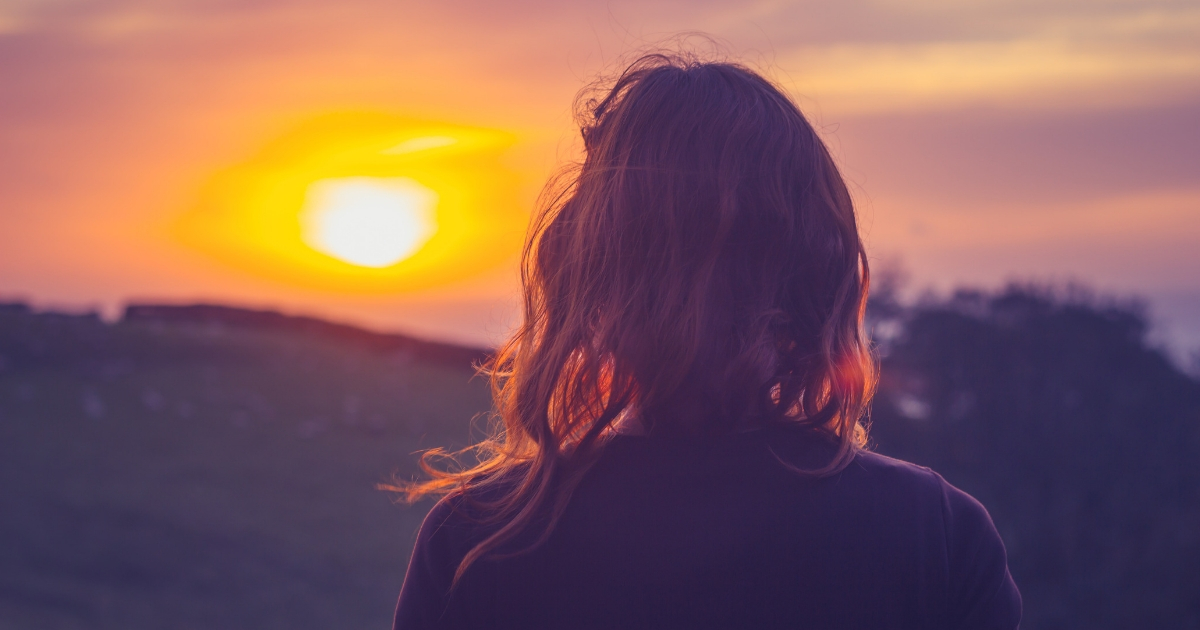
[844,450,1021,625]
[416,462,540,547]
[843,449,997,525]
[848,450,990,512]
[763,425,951,497]
[418,474,520,539]
[847,448,945,489]
[408,492,483,570]
[396,474,529,630]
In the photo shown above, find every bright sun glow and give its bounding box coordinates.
[180,114,524,292]
[382,136,457,154]
[299,177,438,268]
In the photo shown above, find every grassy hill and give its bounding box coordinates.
[2,289,1198,629]
[0,304,491,630]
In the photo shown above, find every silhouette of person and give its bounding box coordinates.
[393,53,1021,630]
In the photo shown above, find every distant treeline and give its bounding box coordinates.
[867,285,1200,629]
[1,290,1197,629]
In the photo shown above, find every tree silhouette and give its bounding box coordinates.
[870,286,1200,629]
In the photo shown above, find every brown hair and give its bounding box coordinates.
[394,53,875,583]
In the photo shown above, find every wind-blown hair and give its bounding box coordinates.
[395,54,876,582]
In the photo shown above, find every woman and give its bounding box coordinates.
[393,54,1021,629]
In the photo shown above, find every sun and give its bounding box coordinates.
[299,177,438,268]
[176,113,528,293]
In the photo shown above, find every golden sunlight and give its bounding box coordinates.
[177,113,528,293]
[300,177,438,268]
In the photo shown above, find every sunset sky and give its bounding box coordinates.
[2,0,1198,359]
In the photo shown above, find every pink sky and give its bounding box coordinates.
[1,0,1198,360]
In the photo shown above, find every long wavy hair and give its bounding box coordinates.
[395,53,876,583]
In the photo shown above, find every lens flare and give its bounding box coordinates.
[300,177,438,268]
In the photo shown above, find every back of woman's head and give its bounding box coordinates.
[405,53,875,579]
[530,54,873,439]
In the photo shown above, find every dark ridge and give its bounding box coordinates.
[122,303,492,369]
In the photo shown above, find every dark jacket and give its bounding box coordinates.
[395,423,1021,629]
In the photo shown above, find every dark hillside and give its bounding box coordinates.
[2,292,1198,629]
[122,303,490,368]
[0,305,489,630]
